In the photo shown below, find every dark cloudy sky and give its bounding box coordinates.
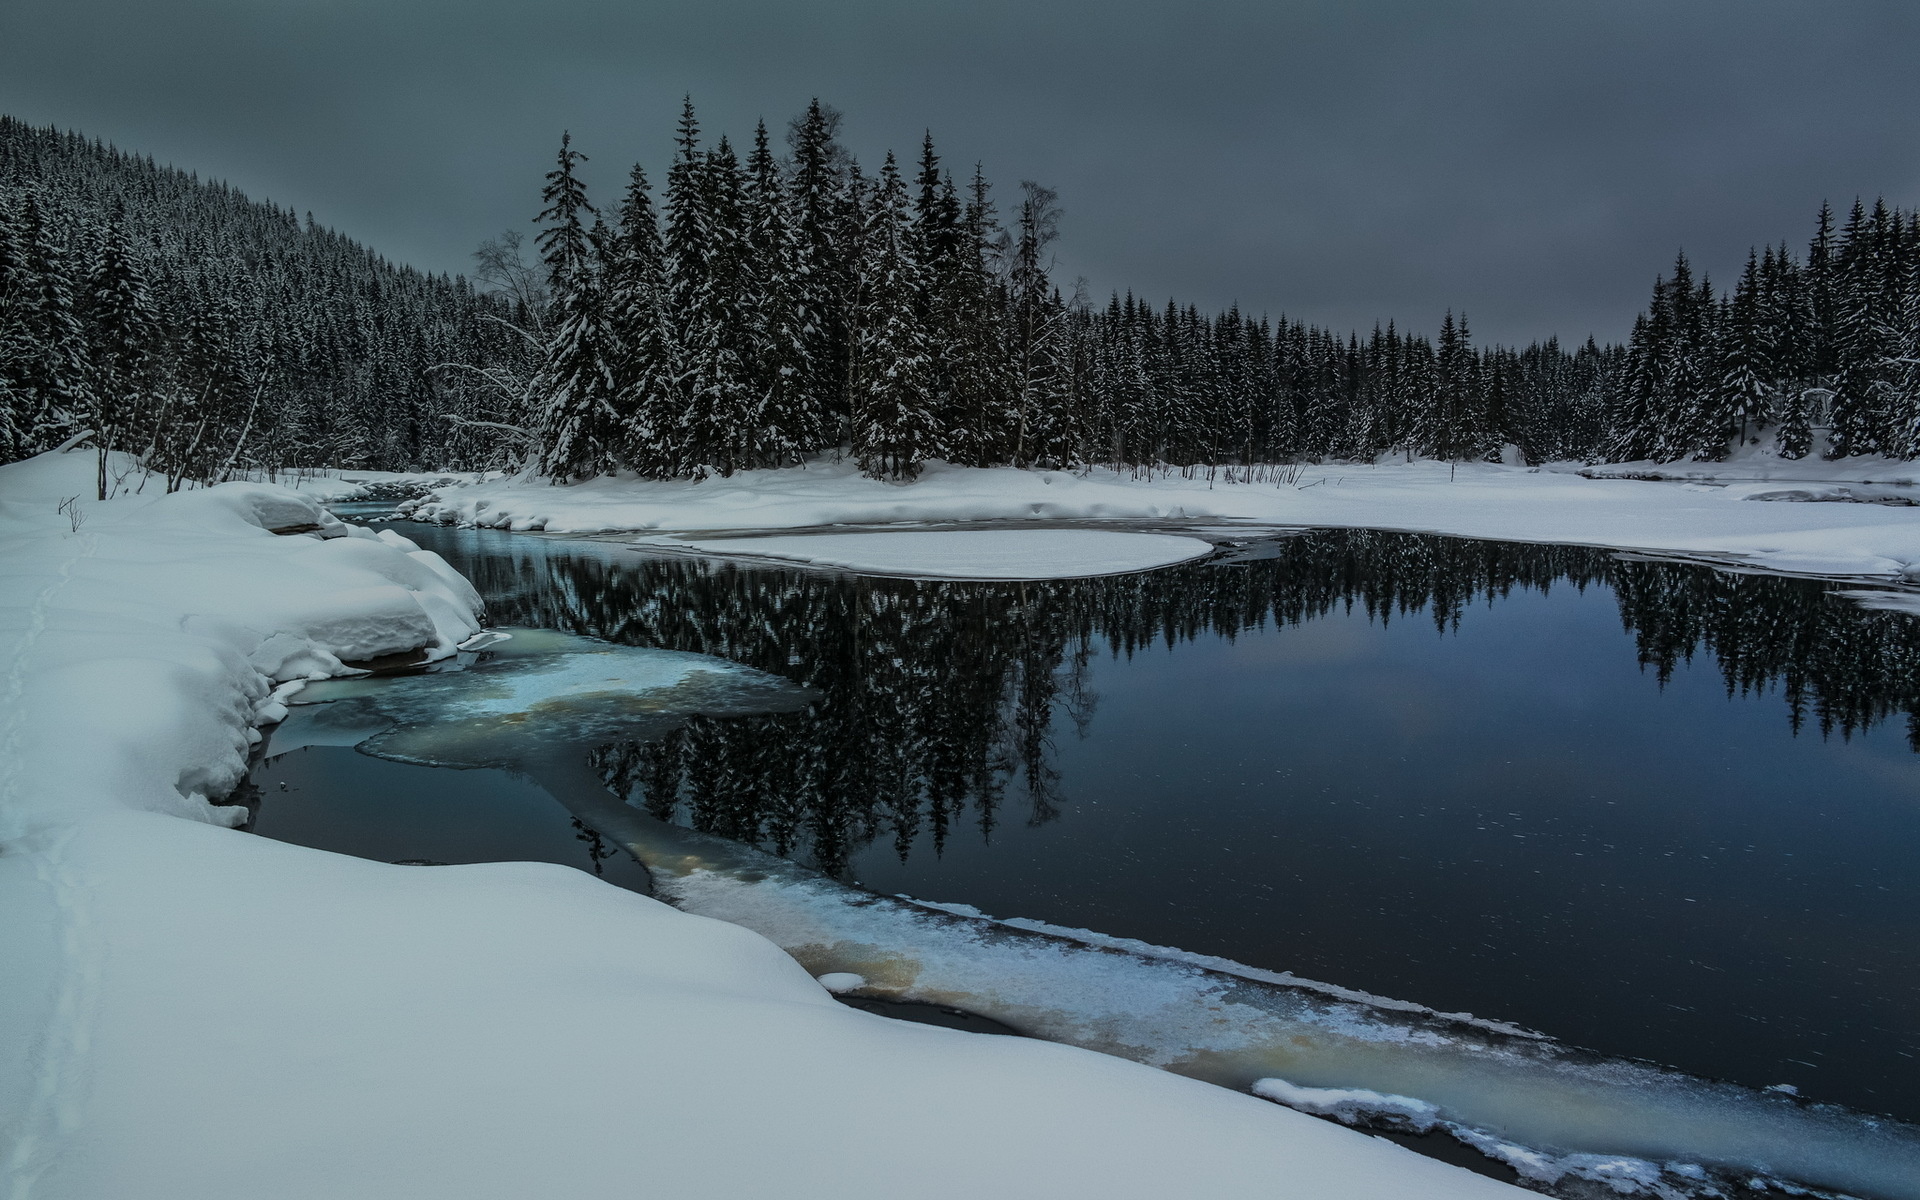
[3,1,1916,345]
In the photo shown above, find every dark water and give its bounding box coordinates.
[251,510,1920,1122]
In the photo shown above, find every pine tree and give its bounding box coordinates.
[685,133,759,475]
[12,191,89,449]
[604,162,673,475]
[784,99,854,446]
[1707,250,1769,458]
[531,132,621,479]
[848,153,937,479]
[82,209,162,495]
[1006,181,1074,467]
[743,121,812,465]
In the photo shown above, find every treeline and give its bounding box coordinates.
[526,100,1920,481]
[1610,202,1920,462]
[432,529,1920,874]
[0,116,525,489]
[5,106,1918,484]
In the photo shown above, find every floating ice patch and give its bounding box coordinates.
[276,628,812,769]
[635,529,1215,580]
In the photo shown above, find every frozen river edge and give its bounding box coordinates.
[7,447,1920,1200]
[1,449,1535,1200]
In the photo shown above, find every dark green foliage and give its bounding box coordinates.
[0,115,525,477]
[10,106,1920,481]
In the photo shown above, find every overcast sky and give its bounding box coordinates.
[3,0,1916,346]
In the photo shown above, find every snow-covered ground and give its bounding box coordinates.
[401,453,1920,585]
[0,448,1524,1199]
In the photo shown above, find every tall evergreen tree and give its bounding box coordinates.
[849,154,937,479]
[531,132,621,478]
[604,162,672,475]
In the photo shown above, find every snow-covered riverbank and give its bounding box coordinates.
[0,449,1523,1200]
[401,454,1920,585]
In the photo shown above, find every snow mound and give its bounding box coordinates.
[645,529,1214,579]
[1253,1078,1441,1132]
[0,450,483,839]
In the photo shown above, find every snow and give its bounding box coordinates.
[817,972,868,993]
[639,529,1214,579]
[0,447,1528,1200]
[402,456,1920,585]
[1252,1079,1441,1132]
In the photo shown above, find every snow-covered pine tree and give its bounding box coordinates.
[604,162,673,476]
[784,100,855,447]
[531,132,622,479]
[1006,181,1076,467]
[744,121,814,466]
[12,190,89,450]
[1400,332,1442,460]
[909,133,965,463]
[944,165,1012,466]
[1703,250,1769,458]
[849,153,937,480]
[0,192,29,459]
[82,208,162,495]
[1433,311,1471,460]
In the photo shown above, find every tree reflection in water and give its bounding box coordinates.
[443,529,1920,877]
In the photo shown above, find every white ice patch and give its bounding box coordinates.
[640,529,1214,580]
[280,628,812,769]
[1447,1128,1700,1198]
[816,972,867,993]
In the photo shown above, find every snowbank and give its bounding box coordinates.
[0,451,482,841]
[403,457,1920,584]
[643,528,1214,579]
[0,448,1523,1199]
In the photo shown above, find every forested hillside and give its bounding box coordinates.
[0,116,525,485]
[4,105,1918,486]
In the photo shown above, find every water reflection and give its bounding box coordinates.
[416,529,1920,876]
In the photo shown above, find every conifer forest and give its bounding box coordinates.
[5,103,1920,484]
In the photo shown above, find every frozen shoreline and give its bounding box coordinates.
[0,449,1526,1200]
[398,452,1920,587]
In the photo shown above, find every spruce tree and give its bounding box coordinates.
[849,154,937,480]
[531,132,622,479]
[744,120,812,465]
[604,162,673,475]
[784,100,854,445]
[83,209,162,494]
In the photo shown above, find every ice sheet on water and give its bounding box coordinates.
[636,849,1920,1200]
[278,628,812,769]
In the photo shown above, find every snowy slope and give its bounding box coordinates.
[403,457,1920,584]
[0,449,1524,1200]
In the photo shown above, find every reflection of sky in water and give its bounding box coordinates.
[851,583,1920,1118]
[283,628,812,769]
